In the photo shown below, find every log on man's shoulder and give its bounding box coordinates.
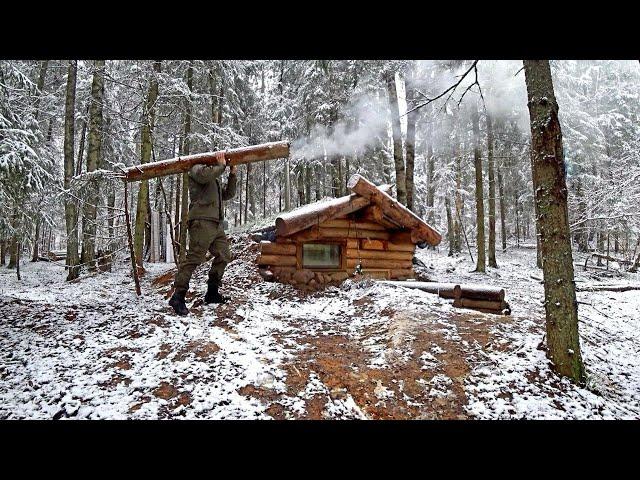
[124,141,290,182]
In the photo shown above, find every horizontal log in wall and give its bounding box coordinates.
[359,238,415,252]
[346,258,413,270]
[319,219,387,231]
[257,253,297,266]
[288,226,390,242]
[260,241,297,256]
[346,248,414,261]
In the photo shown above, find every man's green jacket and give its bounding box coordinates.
[187,164,237,222]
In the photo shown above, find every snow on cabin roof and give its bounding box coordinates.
[275,192,373,237]
[273,177,441,247]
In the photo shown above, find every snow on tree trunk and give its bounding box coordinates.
[81,60,105,271]
[472,102,486,273]
[486,112,498,268]
[385,72,406,205]
[523,59,585,384]
[64,60,80,281]
[134,60,161,268]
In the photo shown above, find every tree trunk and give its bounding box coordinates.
[33,60,48,122]
[596,227,605,266]
[134,60,161,268]
[471,103,486,272]
[486,112,498,268]
[75,104,90,177]
[453,132,463,253]
[81,60,105,271]
[405,72,417,211]
[7,218,18,269]
[63,60,80,281]
[246,163,252,219]
[238,168,244,224]
[174,173,181,256]
[426,119,435,225]
[31,220,40,262]
[178,62,193,264]
[0,238,6,266]
[497,158,507,252]
[107,185,116,250]
[284,155,291,210]
[529,148,543,268]
[523,59,585,384]
[446,196,455,256]
[31,59,49,262]
[178,172,189,263]
[385,72,406,205]
[263,160,267,218]
[305,164,312,207]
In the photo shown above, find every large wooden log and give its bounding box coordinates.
[458,285,505,302]
[346,249,413,261]
[590,253,632,265]
[289,226,390,242]
[360,205,403,230]
[123,141,289,182]
[576,283,640,292]
[387,241,415,253]
[257,254,297,266]
[453,297,510,314]
[320,219,387,231]
[347,258,412,269]
[347,174,442,246]
[275,184,392,237]
[360,239,385,250]
[381,280,505,302]
[260,241,297,256]
[347,238,359,249]
[380,281,462,299]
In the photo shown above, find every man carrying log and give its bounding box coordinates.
[169,152,237,315]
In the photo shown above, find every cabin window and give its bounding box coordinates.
[302,243,341,269]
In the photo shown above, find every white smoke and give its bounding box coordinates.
[291,93,390,160]
[290,60,531,164]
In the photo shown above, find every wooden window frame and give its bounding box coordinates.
[297,240,347,272]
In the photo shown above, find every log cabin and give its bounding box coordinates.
[256,174,442,289]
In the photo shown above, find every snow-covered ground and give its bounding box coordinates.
[1,238,638,419]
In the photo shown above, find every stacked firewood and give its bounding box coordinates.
[380,281,511,315]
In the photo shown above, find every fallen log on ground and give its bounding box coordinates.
[458,285,505,302]
[590,253,632,265]
[576,284,640,293]
[379,281,461,299]
[453,298,511,315]
[123,141,290,182]
[379,280,510,315]
[379,280,505,302]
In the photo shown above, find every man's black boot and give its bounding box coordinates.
[169,290,189,315]
[204,282,229,304]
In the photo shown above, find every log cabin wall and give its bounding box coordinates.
[257,213,416,290]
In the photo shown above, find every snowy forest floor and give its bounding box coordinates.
[1,236,639,419]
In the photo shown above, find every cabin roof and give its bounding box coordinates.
[274,175,442,246]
